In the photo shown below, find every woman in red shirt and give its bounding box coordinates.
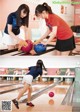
[35,3,75,55]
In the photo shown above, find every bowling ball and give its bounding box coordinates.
[34,43,46,53]
[49,92,54,97]
[21,40,33,53]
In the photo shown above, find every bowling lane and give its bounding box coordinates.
[0,83,24,93]
[12,82,71,112]
[0,82,53,112]
[0,80,51,94]
[0,80,21,84]
[0,45,55,56]
[0,84,47,103]
[0,81,54,108]
[0,81,22,87]
[19,46,55,56]
[25,83,71,112]
[0,51,19,56]
[0,79,51,86]
[0,80,72,112]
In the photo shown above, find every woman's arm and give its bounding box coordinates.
[25,68,29,71]
[44,26,57,45]
[8,24,21,41]
[8,25,28,47]
[34,27,51,44]
[23,26,29,40]
[39,75,43,82]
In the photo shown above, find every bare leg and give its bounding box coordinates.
[72,45,80,53]
[12,82,30,109]
[61,51,70,56]
[7,45,15,50]
[17,82,29,101]
[27,86,32,103]
[54,50,61,55]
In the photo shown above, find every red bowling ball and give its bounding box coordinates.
[21,40,33,53]
[49,92,54,98]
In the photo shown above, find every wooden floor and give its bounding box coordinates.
[0,80,72,112]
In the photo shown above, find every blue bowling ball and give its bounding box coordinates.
[34,44,46,53]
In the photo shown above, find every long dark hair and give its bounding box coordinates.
[35,2,53,16]
[16,4,30,27]
[36,59,47,71]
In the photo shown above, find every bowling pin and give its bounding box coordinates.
[9,77,10,80]
[0,77,1,80]
[7,77,8,80]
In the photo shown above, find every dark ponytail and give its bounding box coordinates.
[36,59,47,71]
[35,2,53,16]
[42,3,53,14]
[42,62,47,71]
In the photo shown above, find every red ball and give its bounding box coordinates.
[21,40,33,53]
[49,92,54,97]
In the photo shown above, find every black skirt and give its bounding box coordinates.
[55,36,75,52]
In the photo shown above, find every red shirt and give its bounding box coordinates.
[45,14,73,40]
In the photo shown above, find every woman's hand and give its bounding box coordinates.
[41,41,47,46]
[19,40,28,46]
[18,40,28,51]
[34,39,42,45]
[43,70,47,75]
[34,38,43,45]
